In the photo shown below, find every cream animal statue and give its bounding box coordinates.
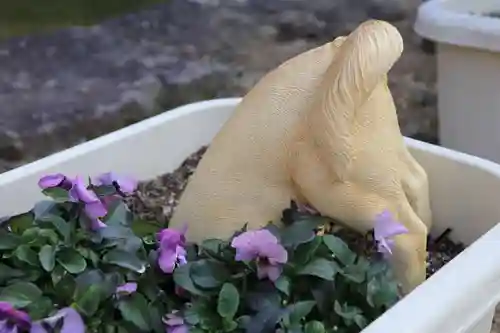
[170,19,432,294]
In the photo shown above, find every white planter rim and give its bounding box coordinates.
[414,0,500,52]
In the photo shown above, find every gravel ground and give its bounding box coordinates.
[0,0,437,172]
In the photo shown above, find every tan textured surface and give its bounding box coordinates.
[170,20,432,294]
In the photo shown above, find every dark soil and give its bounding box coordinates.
[127,146,465,277]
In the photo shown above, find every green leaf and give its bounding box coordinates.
[99,226,142,253]
[288,301,316,324]
[333,301,362,324]
[53,273,77,301]
[7,213,34,234]
[51,265,66,285]
[222,318,238,332]
[280,220,321,248]
[25,296,54,321]
[353,315,368,329]
[47,215,71,242]
[172,263,209,296]
[39,245,56,272]
[131,219,162,238]
[42,187,70,202]
[32,201,57,220]
[104,201,133,227]
[74,269,105,294]
[0,263,24,282]
[14,245,39,266]
[217,283,240,319]
[117,293,151,331]
[322,235,356,266]
[274,276,291,296]
[190,259,229,289]
[246,289,282,312]
[75,284,103,317]
[0,282,42,307]
[184,307,200,325]
[57,248,87,274]
[92,185,117,197]
[366,276,400,308]
[148,302,166,333]
[297,258,338,280]
[39,229,60,245]
[201,238,226,256]
[340,257,370,283]
[304,321,325,333]
[0,231,21,250]
[76,247,99,267]
[245,304,283,333]
[293,237,321,266]
[21,227,43,245]
[102,249,145,273]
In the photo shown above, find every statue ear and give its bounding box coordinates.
[305,20,404,180]
[318,19,403,119]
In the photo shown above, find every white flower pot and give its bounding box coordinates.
[2,98,500,333]
[414,0,500,164]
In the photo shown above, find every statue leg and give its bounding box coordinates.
[294,179,428,294]
[400,150,433,229]
[389,198,429,294]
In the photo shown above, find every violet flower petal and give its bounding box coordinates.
[157,227,186,249]
[256,262,282,281]
[164,317,184,326]
[232,229,279,251]
[70,176,102,204]
[84,201,108,220]
[170,325,189,333]
[158,249,177,273]
[29,322,46,333]
[261,242,288,264]
[41,308,85,333]
[374,210,409,240]
[58,308,85,333]
[97,172,138,194]
[176,246,187,266]
[234,249,257,261]
[0,302,31,329]
[116,282,137,295]
[0,320,18,333]
[38,174,65,189]
[89,218,106,230]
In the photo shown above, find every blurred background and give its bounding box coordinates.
[0,0,435,172]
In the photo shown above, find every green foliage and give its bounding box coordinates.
[0,181,155,333]
[0,0,167,40]
[0,175,402,333]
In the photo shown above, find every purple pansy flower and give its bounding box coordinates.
[30,307,85,333]
[96,172,138,195]
[116,282,137,296]
[69,176,108,220]
[157,225,188,274]
[0,301,31,332]
[163,311,188,333]
[38,173,72,190]
[374,210,409,257]
[231,229,288,281]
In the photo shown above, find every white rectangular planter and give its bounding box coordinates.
[2,98,500,333]
[414,0,500,164]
